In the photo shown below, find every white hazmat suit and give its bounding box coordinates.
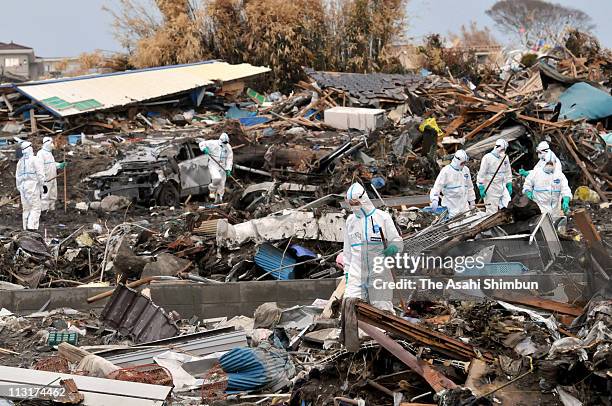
[199,133,233,203]
[15,141,45,230]
[477,139,512,214]
[343,183,403,312]
[522,151,572,218]
[37,137,59,211]
[430,150,476,218]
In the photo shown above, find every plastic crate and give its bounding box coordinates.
[48,331,79,346]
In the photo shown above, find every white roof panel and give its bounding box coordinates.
[14,61,270,117]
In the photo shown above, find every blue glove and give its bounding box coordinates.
[525,190,534,200]
[430,199,439,211]
[383,245,398,257]
[56,162,66,170]
[226,169,232,177]
[478,184,486,198]
[202,147,210,155]
[562,196,570,214]
[519,168,530,177]
[506,182,512,195]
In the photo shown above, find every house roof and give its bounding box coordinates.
[0,41,32,51]
[2,60,271,117]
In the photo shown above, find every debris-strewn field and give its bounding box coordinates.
[0,30,610,406]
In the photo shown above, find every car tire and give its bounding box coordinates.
[156,182,180,207]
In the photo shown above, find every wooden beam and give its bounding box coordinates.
[29,108,37,134]
[464,110,506,140]
[1,94,13,112]
[559,131,608,202]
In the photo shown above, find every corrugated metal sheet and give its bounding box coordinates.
[102,330,247,367]
[100,284,179,344]
[254,243,297,280]
[10,61,270,117]
[219,346,295,393]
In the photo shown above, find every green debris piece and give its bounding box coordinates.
[73,99,103,111]
[47,331,79,346]
[246,88,267,105]
[41,96,73,110]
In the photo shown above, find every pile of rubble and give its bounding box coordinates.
[0,39,610,405]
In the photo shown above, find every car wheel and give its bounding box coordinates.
[156,182,180,207]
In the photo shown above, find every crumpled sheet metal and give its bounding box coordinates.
[216,210,345,248]
[100,284,179,343]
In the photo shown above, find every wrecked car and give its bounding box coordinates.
[84,138,211,206]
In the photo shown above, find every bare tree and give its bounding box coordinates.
[486,0,594,47]
[449,21,499,48]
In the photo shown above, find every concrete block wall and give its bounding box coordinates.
[0,279,340,319]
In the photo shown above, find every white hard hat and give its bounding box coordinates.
[43,136,52,145]
[219,133,229,144]
[454,149,469,163]
[536,141,550,153]
[21,141,32,150]
[495,139,508,150]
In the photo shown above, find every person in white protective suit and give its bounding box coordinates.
[343,183,403,312]
[199,133,233,203]
[15,141,45,230]
[36,137,65,211]
[519,141,562,177]
[430,149,476,218]
[477,139,513,214]
[522,151,572,218]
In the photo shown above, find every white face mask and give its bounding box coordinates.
[543,165,554,174]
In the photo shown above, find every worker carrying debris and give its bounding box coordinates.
[477,139,512,214]
[343,183,403,312]
[199,132,233,203]
[522,151,572,217]
[519,141,563,177]
[36,137,65,212]
[15,141,45,231]
[430,149,476,218]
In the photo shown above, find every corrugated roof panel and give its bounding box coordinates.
[14,61,270,117]
[254,243,297,280]
[219,346,295,393]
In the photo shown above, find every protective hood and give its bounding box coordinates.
[21,141,33,157]
[450,149,468,171]
[42,137,53,152]
[537,141,550,160]
[346,183,375,218]
[542,151,557,173]
[492,139,507,158]
[219,132,229,144]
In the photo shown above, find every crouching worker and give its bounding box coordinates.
[522,151,572,218]
[342,183,403,313]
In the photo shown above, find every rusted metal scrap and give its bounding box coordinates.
[355,302,494,362]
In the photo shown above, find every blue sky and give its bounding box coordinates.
[0,0,609,57]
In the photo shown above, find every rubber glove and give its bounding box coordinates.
[225,169,232,177]
[430,199,439,211]
[525,190,534,200]
[562,196,570,214]
[383,245,398,257]
[506,182,513,195]
[469,200,475,209]
[56,162,66,170]
[43,185,48,194]
[478,184,486,198]
[202,147,210,155]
